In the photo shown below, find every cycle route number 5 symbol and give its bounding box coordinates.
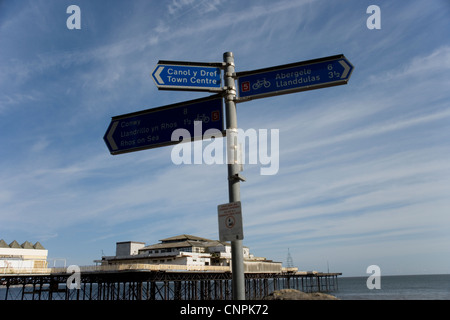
[241,81,251,92]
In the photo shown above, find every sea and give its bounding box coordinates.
[334,274,450,300]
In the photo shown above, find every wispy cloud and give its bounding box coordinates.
[368,45,450,84]
[167,0,224,16]
[285,107,450,154]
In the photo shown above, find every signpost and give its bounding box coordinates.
[104,52,354,300]
[151,61,222,92]
[103,95,224,155]
[236,54,354,101]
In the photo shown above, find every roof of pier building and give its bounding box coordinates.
[0,239,46,250]
[139,234,232,253]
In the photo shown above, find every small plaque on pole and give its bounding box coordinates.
[218,201,244,242]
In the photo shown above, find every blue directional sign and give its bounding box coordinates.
[151,61,222,92]
[236,54,354,101]
[104,95,224,155]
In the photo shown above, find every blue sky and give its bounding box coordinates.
[1,0,449,277]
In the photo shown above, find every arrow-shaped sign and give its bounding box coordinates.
[236,54,354,101]
[153,65,164,85]
[151,62,222,92]
[104,95,224,155]
[339,59,351,78]
[106,121,119,150]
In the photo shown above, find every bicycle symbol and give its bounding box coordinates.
[252,78,271,90]
[195,113,210,123]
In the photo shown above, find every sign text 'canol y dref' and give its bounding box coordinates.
[151,61,223,92]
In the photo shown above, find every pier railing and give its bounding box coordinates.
[1,262,299,275]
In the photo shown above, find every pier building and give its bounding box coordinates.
[0,239,48,272]
[97,234,284,273]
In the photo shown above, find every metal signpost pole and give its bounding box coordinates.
[223,52,245,300]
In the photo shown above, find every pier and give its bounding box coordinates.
[0,264,340,300]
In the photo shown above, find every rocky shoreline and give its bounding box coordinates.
[263,289,339,300]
